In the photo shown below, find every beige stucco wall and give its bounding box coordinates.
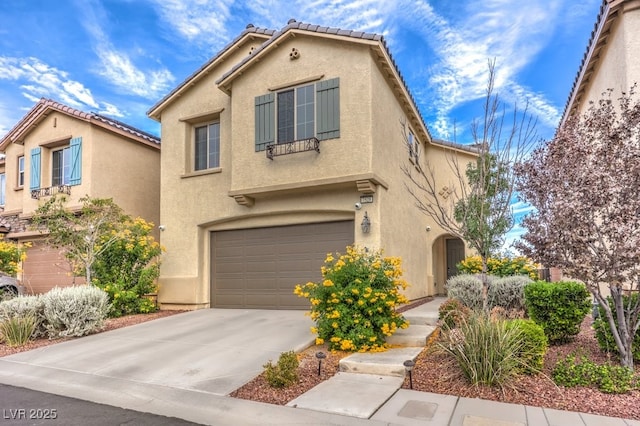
[577,1,640,114]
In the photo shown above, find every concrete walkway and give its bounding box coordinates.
[0,299,639,425]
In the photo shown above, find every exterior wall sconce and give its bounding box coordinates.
[361,212,371,234]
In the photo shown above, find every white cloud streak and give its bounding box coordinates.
[79,0,175,99]
[0,56,120,114]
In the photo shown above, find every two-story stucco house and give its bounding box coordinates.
[562,0,640,121]
[0,98,161,294]
[148,21,475,310]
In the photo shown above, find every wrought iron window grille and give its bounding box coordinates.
[266,137,320,160]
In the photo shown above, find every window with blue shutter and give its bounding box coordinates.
[29,147,41,191]
[255,93,275,151]
[69,136,82,185]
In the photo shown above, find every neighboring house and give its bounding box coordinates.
[562,0,640,122]
[148,21,476,310]
[0,99,161,294]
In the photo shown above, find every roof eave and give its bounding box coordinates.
[147,31,273,120]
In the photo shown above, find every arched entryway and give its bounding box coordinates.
[432,235,466,295]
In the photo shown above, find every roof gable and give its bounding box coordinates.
[0,98,160,151]
[147,25,275,120]
[561,0,628,124]
[214,20,433,145]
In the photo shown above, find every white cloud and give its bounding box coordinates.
[148,0,232,44]
[0,56,102,110]
[95,47,175,98]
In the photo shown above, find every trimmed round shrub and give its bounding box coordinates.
[0,295,47,338]
[263,350,299,388]
[489,275,532,311]
[294,246,409,352]
[438,298,471,329]
[524,281,591,343]
[445,274,483,310]
[507,318,548,374]
[42,286,110,338]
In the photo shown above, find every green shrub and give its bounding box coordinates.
[552,353,636,394]
[0,315,36,346]
[506,319,548,374]
[524,281,591,343]
[0,295,47,338]
[457,255,539,280]
[93,217,161,317]
[438,298,470,328]
[594,294,640,361]
[42,286,110,338]
[440,312,522,387]
[488,276,532,311]
[263,350,299,388]
[294,246,409,352]
[445,274,483,310]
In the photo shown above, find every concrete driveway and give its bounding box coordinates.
[0,309,314,396]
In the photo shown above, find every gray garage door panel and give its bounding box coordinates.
[211,221,354,309]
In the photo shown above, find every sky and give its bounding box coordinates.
[0,0,603,250]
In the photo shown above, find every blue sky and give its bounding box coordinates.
[0,0,602,249]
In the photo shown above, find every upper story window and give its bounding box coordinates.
[17,156,24,187]
[0,173,5,206]
[29,136,82,191]
[255,77,340,152]
[194,122,220,171]
[52,146,71,186]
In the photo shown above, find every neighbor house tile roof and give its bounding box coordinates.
[0,98,160,151]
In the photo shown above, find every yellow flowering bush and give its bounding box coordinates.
[93,218,162,317]
[457,255,540,280]
[294,246,409,352]
[0,237,29,277]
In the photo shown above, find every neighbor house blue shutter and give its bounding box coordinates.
[69,136,82,185]
[316,78,340,140]
[29,147,41,191]
[255,93,275,151]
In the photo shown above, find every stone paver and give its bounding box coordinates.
[543,408,585,426]
[581,412,628,426]
[371,389,458,425]
[386,324,436,346]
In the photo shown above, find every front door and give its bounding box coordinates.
[446,238,465,280]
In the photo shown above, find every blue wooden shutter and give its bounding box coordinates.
[69,136,82,185]
[255,93,275,151]
[29,147,41,190]
[316,78,340,140]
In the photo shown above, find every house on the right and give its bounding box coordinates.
[562,0,640,121]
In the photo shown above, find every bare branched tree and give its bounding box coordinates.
[403,61,539,310]
[516,86,640,368]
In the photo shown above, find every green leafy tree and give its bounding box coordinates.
[402,61,538,310]
[31,195,127,285]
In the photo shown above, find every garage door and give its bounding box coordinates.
[211,221,354,309]
[22,240,80,294]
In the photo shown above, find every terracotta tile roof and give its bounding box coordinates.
[0,98,160,150]
[147,24,276,118]
[561,0,626,124]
